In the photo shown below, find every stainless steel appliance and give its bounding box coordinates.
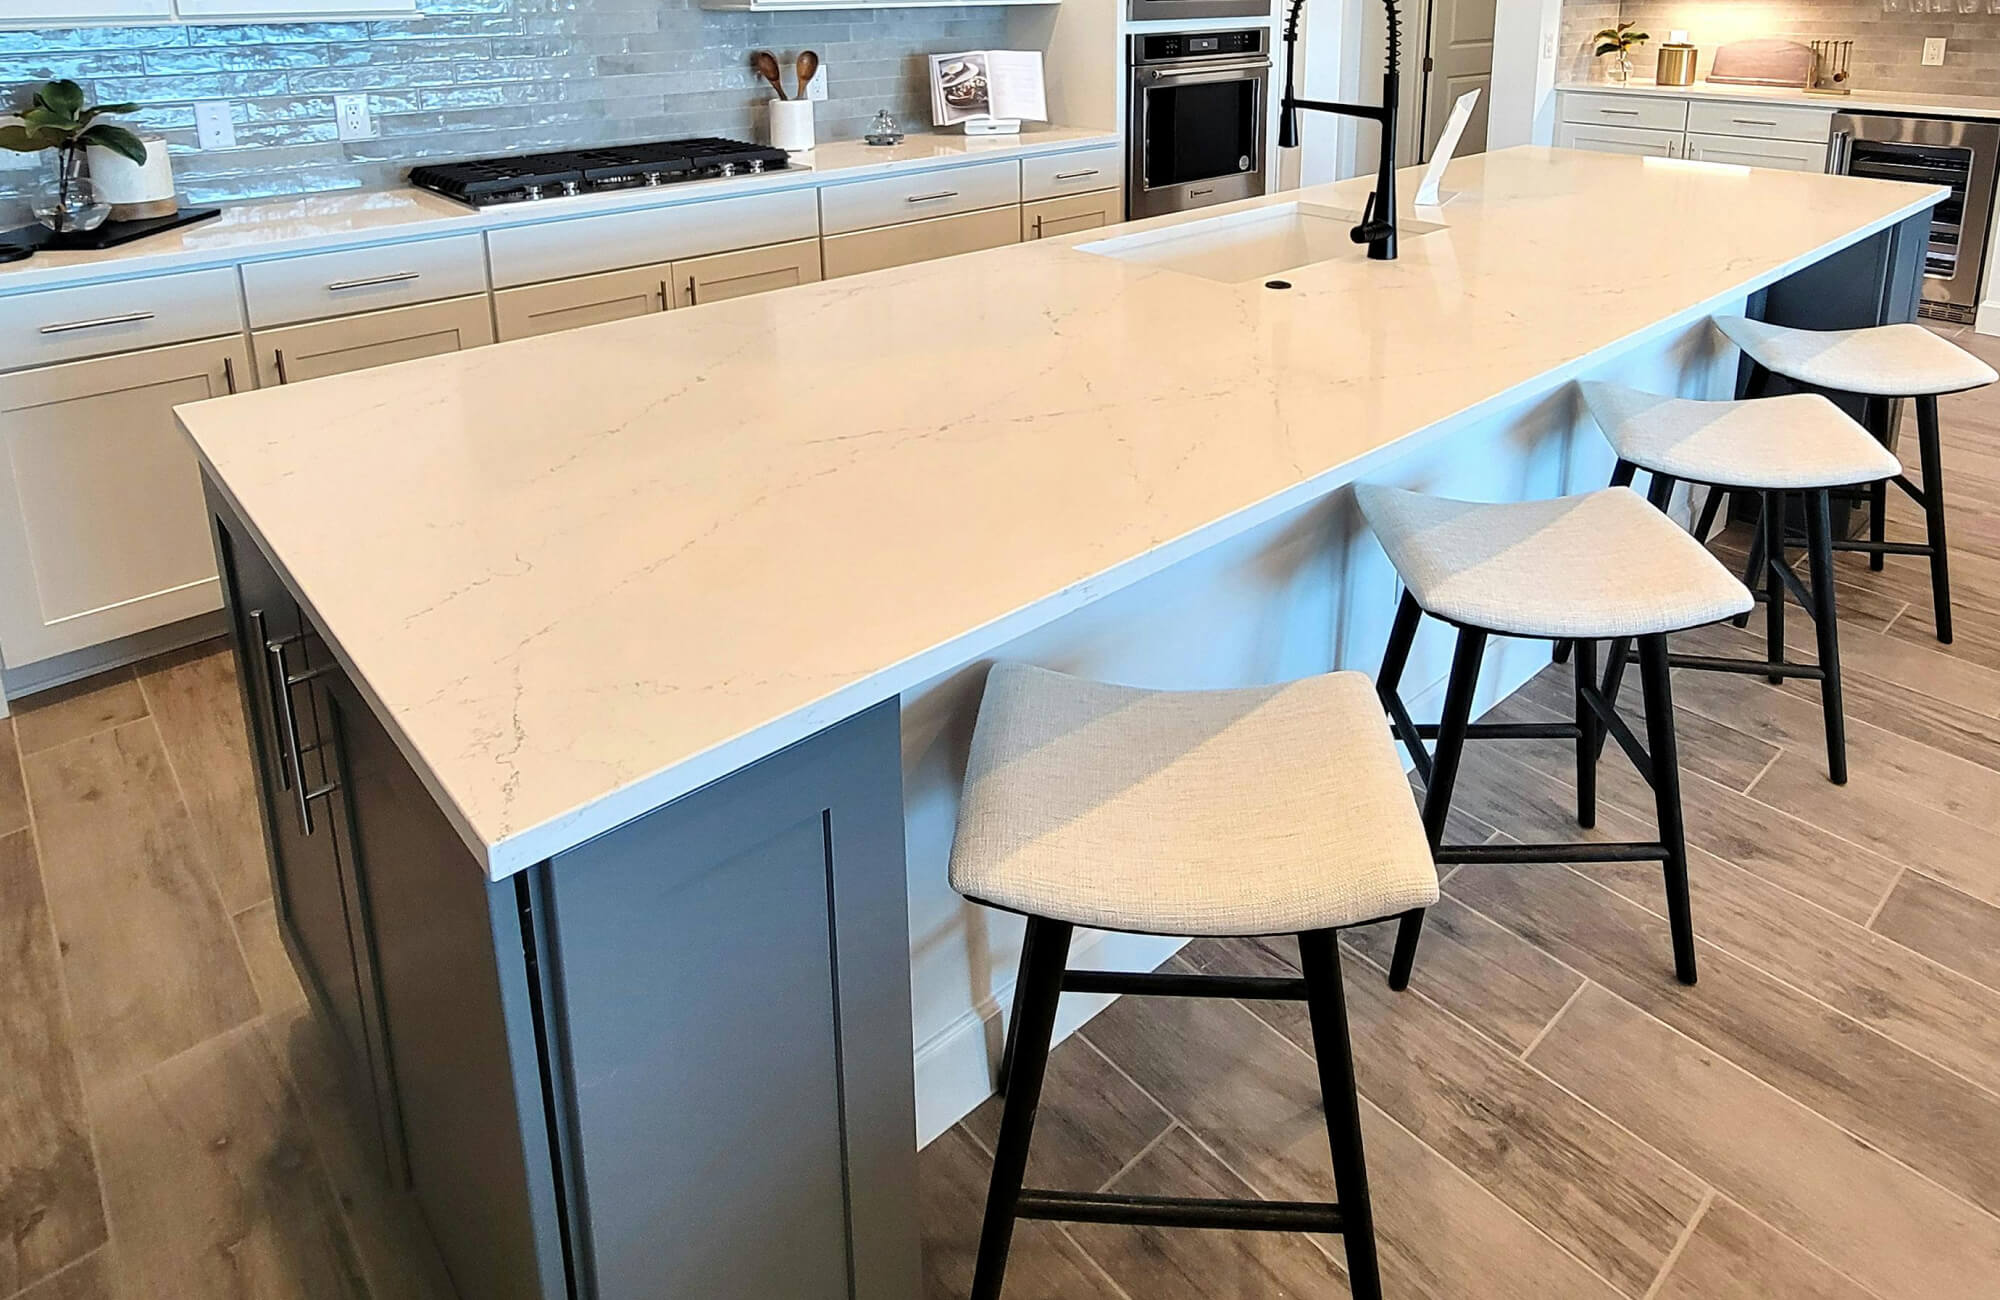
[407,138,790,207]
[1127,29,1271,220]
[1831,112,1999,325]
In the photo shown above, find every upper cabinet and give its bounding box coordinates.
[1,0,413,27]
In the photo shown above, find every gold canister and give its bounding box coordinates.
[1657,39,1699,87]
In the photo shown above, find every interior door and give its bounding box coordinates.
[1419,0,1495,162]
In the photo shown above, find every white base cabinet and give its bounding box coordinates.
[254,296,495,385]
[496,265,672,342]
[1023,190,1122,240]
[823,206,1020,279]
[0,337,244,667]
[1555,122,1682,159]
[1556,90,1831,173]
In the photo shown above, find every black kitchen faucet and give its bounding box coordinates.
[1278,0,1402,261]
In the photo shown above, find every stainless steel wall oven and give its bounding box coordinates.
[1126,29,1271,220]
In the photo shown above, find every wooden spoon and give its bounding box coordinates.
[795,50,820,99]
[752,50,786,100]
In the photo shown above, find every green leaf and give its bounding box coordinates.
[78,102,139,126]
[20,104,79,133]
[0,122,58,153]
[33,79,85,120]
[1595,42,1622,57]
[81,122,148,165]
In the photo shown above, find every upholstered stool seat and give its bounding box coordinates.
[950,664,1438,937]
[1715,317,1998,397]
[1356,484,1753,640]
[950,661,1437,1300]
[1578,383,1901,489]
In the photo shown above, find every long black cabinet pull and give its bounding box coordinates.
[266,636,340,835]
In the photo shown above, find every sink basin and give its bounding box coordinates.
[1078,200,1445,283]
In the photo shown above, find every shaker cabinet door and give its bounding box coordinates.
[1023,190,1121,240]
[253,295,494,386]
[821,206,1020,279]
[671,237,823,307]
[1555,121,1682,159]
[0,336,242,667]
[494,263,673,341]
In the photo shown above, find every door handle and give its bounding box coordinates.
[249,610,289,791]
[1828,130,1853,174]
[222,355,237,394]
[686,275,698,306]
[273,349,290,385]
[659,279,671,309]
[266,636,338,835]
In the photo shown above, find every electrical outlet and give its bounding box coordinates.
[1543,31,1557,60]
[335,93,376,142]
[193,101,237,151]
[1923,37,1947,67]
[805,62,828,102]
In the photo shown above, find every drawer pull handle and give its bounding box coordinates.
[1599,109,1640,116]
[38,310,155,334]
[1732,118,1779,127]
[326,271,421,292]
[222,356,238,394]
[1054,169,1100,180]
[907,190,959,203]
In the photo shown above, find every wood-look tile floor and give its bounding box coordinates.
[1,325,1997,1299]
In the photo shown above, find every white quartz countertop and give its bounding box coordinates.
[178,148,1945,878]
[0,125,1117,296]
[1559,78,2000,121]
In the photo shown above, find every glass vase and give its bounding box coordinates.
[1610,51,1635,84]
[30,148,112,236]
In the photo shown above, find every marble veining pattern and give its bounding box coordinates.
[178,148,1944,877]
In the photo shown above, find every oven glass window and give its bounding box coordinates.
[1143,80,1259,188]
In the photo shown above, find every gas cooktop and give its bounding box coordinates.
[408,138,792,207]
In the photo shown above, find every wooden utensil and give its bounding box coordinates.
[795,50,820,99]
[752,50,787,100]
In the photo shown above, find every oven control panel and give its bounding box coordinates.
[1137,29,1267,62]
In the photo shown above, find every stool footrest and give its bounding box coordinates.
[1436,841,1670,865]
[1831,539,1932,557]
[1415,721,1580,741]
[1015,1189,1345,1233]
[1668,652,1826,681]
[1061,969,1307,1001]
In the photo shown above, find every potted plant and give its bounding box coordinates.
[1594,22,1651,85]
[0,80,146,235]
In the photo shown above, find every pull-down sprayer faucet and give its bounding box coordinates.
[1277,0,1403,260]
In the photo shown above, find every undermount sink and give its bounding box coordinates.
[1078,200,1445,283]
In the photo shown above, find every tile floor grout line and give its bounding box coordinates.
[12,666,147,760]
[1738,746,1783,798]
[1092,1119,1179,1196]
[1637,1187,1713,1300]
[1862,866,1906,932]
[1518,978,1590,1064]
[1056,1221,1142,1300]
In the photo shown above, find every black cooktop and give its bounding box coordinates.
[409,138,791,207]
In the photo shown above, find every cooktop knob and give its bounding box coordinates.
[719,162,737,177]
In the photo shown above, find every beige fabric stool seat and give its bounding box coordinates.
[1714,317,1998,396]
[1578,382,1900,489]
[1354,484,1753,641]
[948,663,1438,938]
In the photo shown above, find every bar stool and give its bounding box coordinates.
[1357,485,1753,988]
[1577,382,1900,785]
[1714,317,1998,644]
[950,663,1439,1300]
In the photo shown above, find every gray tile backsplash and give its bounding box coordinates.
[0,0,1013,221]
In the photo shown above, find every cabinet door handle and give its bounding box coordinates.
[266,637,339,835]
[249,610,289,791]
[326,270,421,292]
[1053,169,1099,181]
[906,190,959,203]
[273,349,291,385]
[686,275,698,307]
[659,279,671,309]
[1600,108,1640,116]
[222,355,238,394]
[38,310,155,334]
[1032,214,1044,238]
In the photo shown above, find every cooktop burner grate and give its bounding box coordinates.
[409,138,791,206]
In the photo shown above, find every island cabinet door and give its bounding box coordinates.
[539,699,920,1300]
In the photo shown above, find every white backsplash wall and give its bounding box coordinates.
[0,0,1012,220]
[1559,0,2000,97]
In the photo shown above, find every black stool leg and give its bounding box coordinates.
[1574,637,1600,829]
[1733,494,1766,628]
[1636,635,1697,985]
[971,918,1074,1300]
[1389,625,1487,991]
[1298,930,1384,1300]
[1867,396,1889,572]
[1378,590,1432,783]
[1592,637,1631,762]
[994,919,1043,1097]
[1691,486,1725,543]
[1762,490,1786,684]
[1804,489,1848,785]
[1915,394,1954,644]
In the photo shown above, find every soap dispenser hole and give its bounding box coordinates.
[1266,279,1292,290]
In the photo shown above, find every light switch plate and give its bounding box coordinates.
[336,93,377,141]
[806,62,828,102]
[1923,37,1947,66]
[194,101,237,151]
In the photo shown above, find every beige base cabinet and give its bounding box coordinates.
[822,207,1020,279]
[672,238,822,307]
[0,336,247,667]
[254,296,495,385]
[495,265,672,342]
[1555,121,1681,159]
[1022,190,1121,241]
[1684,133,1828,172]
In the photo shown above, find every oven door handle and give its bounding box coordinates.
[1144,60,1271,85]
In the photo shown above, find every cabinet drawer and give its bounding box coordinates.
[0,268,243,371]
[1560,92,1688,132]
[241,234,488,329]
[818,160,1021,236]
[1023,191,1121,241]
[487,188,818,289]
[494,264,671,342]
[1686,101,1833,146]
[1555,121,1682,159]
[1685,133,1829,173]
[671,238,822,308]
[1021,145,1122,202]
[254,296,494,386]
[822,206,1019,279]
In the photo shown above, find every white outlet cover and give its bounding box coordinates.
[806,63,828,102]
[336,93,377,141]
[194,101,237,151]
[1923,37,1947,66]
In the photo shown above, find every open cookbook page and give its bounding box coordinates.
[929,51,1047,126]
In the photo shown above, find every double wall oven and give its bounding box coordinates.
[1126,28,1272,219]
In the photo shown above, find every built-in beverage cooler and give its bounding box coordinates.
[1831,113,1999,325]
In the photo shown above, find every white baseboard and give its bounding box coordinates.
[1978,300,1998,338]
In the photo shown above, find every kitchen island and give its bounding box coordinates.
[177,148,1939,1300]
